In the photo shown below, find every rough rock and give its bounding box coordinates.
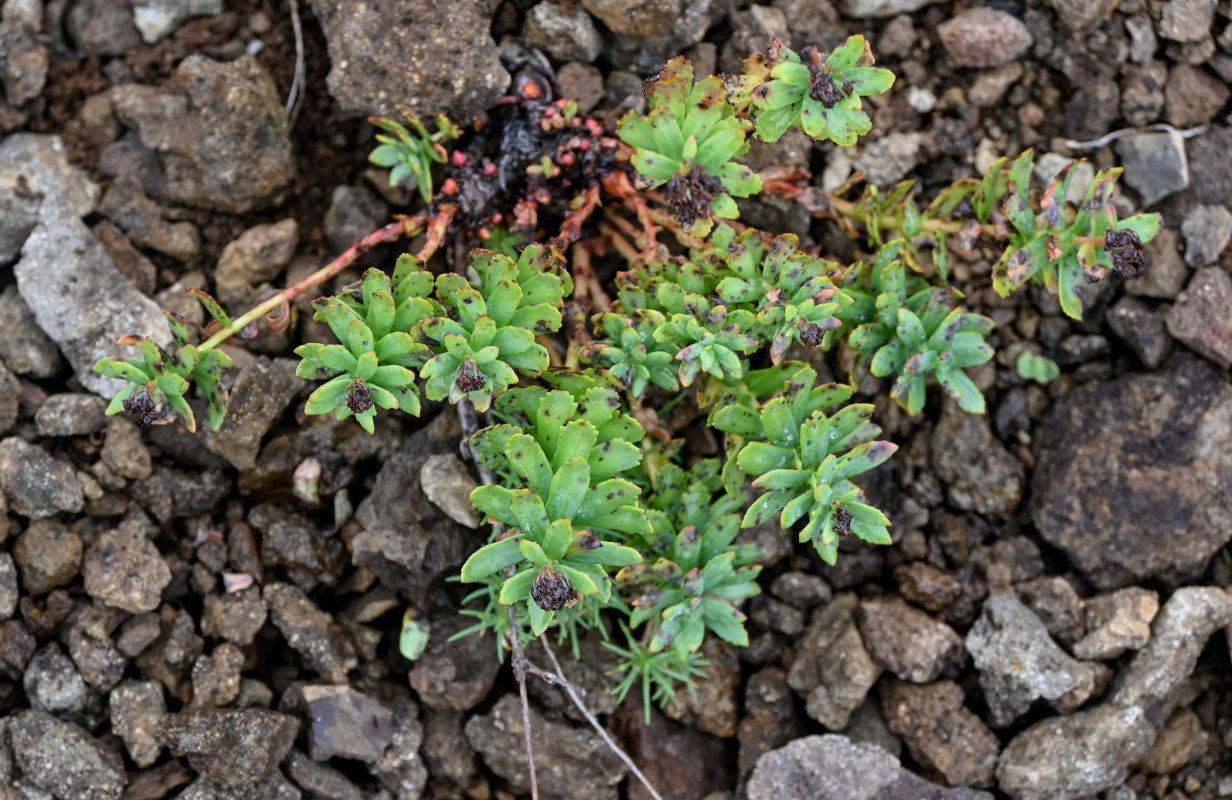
[323,185,387,255]
[930,402,1023,518]
[178,772,301,800]
[966,594,1105,727]
[204,357,305,470]
[251,502,345,589]
[201,586,267,646]
[1164,64,1229,128]
[24,642,102,720]
[35,393,108,437]
[1114,129,1189,207]
[82,517,171,613]
[1136,708,1207,775]
[524,1,602,63]
[1126,227,1188,300]
[420,453,479,528]
[0,285,61,378]
[13,518,82,592]
[0,552,16,619]
[853,132,922,188]
[9,709,126,800]
[420,707,477,787]
[100,416,152,480]
[301,684,394,763]
[0,618,35,679]
[1033,354,1232,588]
[856,596,966,683]
[66,607,127,691]
[747,734,994,800]
[66,0,142,54]
[1186,125,1232,208]
[98,176,200,262]
[770,571,832,607]
[265,582,356,684]
[159,709,299,788]
[1049,0,1122,31]
[555,62,605,114]
[1072,587,1158,661]
[308,0,509,122]
[937,8,1032,68]
[111,55,294,213]
[111,680,167,768]
[0,19,47,105]
[581,0,713,72]
[0,359,16,437]
[409,611,501,711]
[466,694,627,800]
[787,593,881,729]
[189,643,244,708]
[0,183,39,267]
[1015,576,1085,646]
[130,465,231,524]
[738,667,798,775]
[13,216,171,396]
[1180,204,1232,268]
[131,0,224,43]
[351,410,485,603]
[881,680,999,789]
[0,133,99,222]
[213,219,298,306]
[286,751,365,800]
[1119,61,1166,127]
[1107,297,1172,369]
[663,637,740,737]
[1159,0,1216,42]
[996,587,1232,800]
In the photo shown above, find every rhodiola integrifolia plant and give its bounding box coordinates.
[95,36,1160,713]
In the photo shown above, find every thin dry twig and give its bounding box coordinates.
[508,606,541,800]
[285,0,306,130]
[1063,122,1210,151]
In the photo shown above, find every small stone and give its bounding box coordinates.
[1073,587,1159,660]
[966,594,1106,726]
[580,0,711,72]
[937,8,1032,68]
[721,5,787,74]
[1135,708,1207,774]
[14,518,83,593]
[555,62,605,114]
[852,132,922,187]
[285,751,365,800]
[213,219,298,305]
[1165,64,1230,128]
[201,587,267,646]
[158,709,299,788]
[0,359,16,437]
[110,55,295,213]
[968,62,1024,107]
[524,1,602,63]
[83,517,172,613]
[787,594,881,730]
[323,185,387,256]
[0,285,60,378]
[24,642,101,719]
[1107,297,1173,369]
[769,571,832,607]
[111,680,167,767]
[129,466,231,524]
[1049,0,1123,31]
[837,0,942,16]
[9,709,126,800]
[894,562,963,613]
[1181,204,1232,268]
[0,618,35,678]
[881,679,999,788]
[930,402,1024,518]
[419,453,479,528]
[1167,268,1232,370]
[856,597,966,683]
[35,393,108,437]
[265,582,356,684]
[466,694,627,799]
[1114,130,1189,207]
[100,416,152,480]
[301,684,394,763]
[1015,576,1085,646]
[1125,227,1188,299]
[66,607,127,691]
[747,734,994,800]
[0,19,48,105]
[1120,61,1167,126]
[65,0,142,54]
[178,772,301,800]
[0,552,17,619]
[131,0,224,43]
[0,183,39,267]
[1159,0,1216,42]
[0,132,99,223]
[190,643,244,708]
[662,637,740,737]
[309,0,509,122]
[14,216,171,397]
[1182,125,1232,209]
[117,612,162,658]
[1125,13,1157,62]
[204,357,305,470]
[738,667,797,775]
[409,611,501,711]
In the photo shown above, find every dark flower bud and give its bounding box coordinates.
[531,566,579,611]
[346,379,374,414]
[123,386,159,428]
[1105,228,1147,280]
[832,504,853,537]
[455,358,487,393]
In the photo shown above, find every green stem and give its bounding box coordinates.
[198,212,429,352]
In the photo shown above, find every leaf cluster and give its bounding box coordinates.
[369,108,461,203]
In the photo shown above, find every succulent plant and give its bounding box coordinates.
[712,366,897,563]
[582,311,680,399]
[369,107,461,202]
